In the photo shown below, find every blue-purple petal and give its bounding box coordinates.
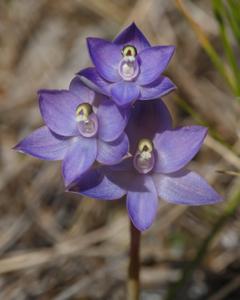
[140,76,176,100]
[69,76,95,103]
[104,160,148,192]
[87,38,122,82]
[154,126,207,173]
[126,99,172,153]
[78,68,111,96]
[111,81,140,106]
[153,169,222,205]
[38,90,80,137]
[62,136,97,186]
[68,167,126,200]
[137,46,175,85]
[97,97,128,142]
[113,22,151,52]
[14,126,70,161]
[127,175,158,231]
[97,133,129,165]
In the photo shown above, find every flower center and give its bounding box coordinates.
[75,103,98,138]
[133,139,155,174]
[119,45,139,81]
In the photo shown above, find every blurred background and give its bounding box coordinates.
[1,0,240,299]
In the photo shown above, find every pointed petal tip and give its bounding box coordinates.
[12,142,33,156]
[86,37,95,44]
[140,76,177,100]
[114,22,151,51]
[64,177,77,192]
[130,218,151,232]
[37,89,55,97]
[12,143,18,151]
[86,37,105,48]
[165,83,177,95]
[154,170,223,206]
[192,125,208,140]
[37,88,67,95]
[12,143,25,153]
[64,181,73,191]
[191,190,223,206]
[37,89,65,103]
[129,21,137,29]
[86,37,96,49]
[119,22,139,33]
[12,139,27,152]
[37,89,44,96]
[37,89,46,101]
[65,180,83,193]
[63,175,78,190]
[166,79,177,90]
[164,45,176,57]
[208,191,223,204]
[86,37,98,53]
[13,127,70,161]
[37,89,44,95]
[12,146,22,154]
[184,125,208,139]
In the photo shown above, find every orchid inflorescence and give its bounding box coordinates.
[15,23,222,231]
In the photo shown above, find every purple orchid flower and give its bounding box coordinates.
[79,23,176,107]
[14,77,129,186]
[68,100,222,231]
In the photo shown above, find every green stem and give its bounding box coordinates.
[127,221,141,300]
[165,188,240,300]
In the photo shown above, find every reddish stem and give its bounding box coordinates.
[127,221,141,300]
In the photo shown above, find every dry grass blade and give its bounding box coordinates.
[175,0,235,91]
[0,219,126,274]
[205,135,240,170]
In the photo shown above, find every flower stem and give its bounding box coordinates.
[127,221,141,300]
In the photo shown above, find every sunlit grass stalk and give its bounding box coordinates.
[212,0,240,96]
[228,0,240,26]
[225,1,240,46]
[173,95,229,147]
[165,188,240,300]
[175,0,237,97]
